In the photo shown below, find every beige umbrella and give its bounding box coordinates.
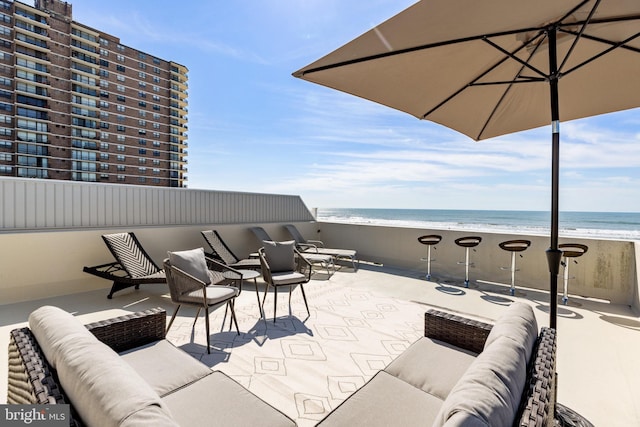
[293,0,640,329]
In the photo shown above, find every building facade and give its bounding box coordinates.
[0,0,188,187]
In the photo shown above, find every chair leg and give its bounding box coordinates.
[299,284,310,316]
[273,286,278,323]
[204,306,210,354]
[167,305,181,333]
[193,307,201,327]
[228,300,240,335]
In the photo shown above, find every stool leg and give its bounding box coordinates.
[562,257,570,305]
[464,247,470,288]
[426,245,432,280]
[509,251,516,296]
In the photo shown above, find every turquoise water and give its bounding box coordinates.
[316,208,640,240]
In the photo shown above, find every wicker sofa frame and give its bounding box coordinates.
[7,308,166,426]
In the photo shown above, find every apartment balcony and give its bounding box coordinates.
[0,177,638,426]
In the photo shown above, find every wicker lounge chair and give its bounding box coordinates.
[201,229,261,270]
[250,226,335,276]
[283,224,358,271]
[83,232,166,299]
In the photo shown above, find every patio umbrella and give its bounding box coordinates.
[293,0,640,329]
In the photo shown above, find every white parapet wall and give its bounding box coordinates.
[307,221,638,308]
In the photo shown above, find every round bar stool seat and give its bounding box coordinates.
[559,243,588,305]
[417,235,442,280]
[498,239,531,296]
[455,236,482,288]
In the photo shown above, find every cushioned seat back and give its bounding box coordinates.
[483,302,538,363]
[262,240,296,273]
[103,232,161,278]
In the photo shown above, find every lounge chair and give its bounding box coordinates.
[83,232,166,299]
[283,224,358,271]
[201,230,261,270]
[250,226,335,277]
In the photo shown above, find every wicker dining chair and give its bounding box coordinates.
[164,248,240,354]
[258,241,312,323]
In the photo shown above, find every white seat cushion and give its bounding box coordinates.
[120,340,212,397]
[271,271,307,285]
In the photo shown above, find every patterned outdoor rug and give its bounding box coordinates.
[165,280,425,426]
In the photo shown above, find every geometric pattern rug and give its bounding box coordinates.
[165,280,425,426]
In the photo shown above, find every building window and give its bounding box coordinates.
[100,153,109,159]
[116,125,125,132]
[117,175,125,181]
[116,84,125,92]
[117,145,125,152]
[139,101,146,107]
[139,62,146,70]
[116,105,125,112]
[116,65,125,72]
[117,53,125,61]
[117,135,125,142]
[117,75,125,82]
[117,156,125,162]
[117,95,125,102]
[139,149,146,155]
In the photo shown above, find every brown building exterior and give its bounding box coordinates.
[0,0,188,187]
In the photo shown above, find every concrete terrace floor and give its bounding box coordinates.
[2,264,639,426]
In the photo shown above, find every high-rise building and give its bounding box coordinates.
[0,0,188,187]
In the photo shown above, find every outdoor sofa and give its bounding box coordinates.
[316,302,557,427]
[7,306,295,427]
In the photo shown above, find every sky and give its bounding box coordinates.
[67,0,640,212]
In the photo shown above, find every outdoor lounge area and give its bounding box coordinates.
[1,179,640,426]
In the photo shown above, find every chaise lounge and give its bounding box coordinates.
[83,232,166,299]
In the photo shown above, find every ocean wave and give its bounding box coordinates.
[317,214,640,240]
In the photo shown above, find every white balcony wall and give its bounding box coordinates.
[0,178,314,230]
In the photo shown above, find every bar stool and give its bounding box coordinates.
[498,239,531,296]
[455,236,482,288]
[417,235,442,280]
[559,243,588,305]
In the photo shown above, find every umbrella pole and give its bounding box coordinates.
[545,27,563,331]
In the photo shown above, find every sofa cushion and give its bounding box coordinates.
[120,339,212,397]
[30,306,176,427]
[483,302,538,362]
[317,371,444,427]
[434,336,529,427]
[384,337,477,400]
[263,240,296,272]
[28,305,96,369]
[169,247,211,284]
[163,371,296,427]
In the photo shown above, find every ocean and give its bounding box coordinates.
[315,208,640,241]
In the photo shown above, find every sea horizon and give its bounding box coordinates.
[315,208,640,241]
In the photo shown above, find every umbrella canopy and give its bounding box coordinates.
[293,0,640,329]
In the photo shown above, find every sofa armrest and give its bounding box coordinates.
[424,309,493,354]
[517,327,557,427]
[85,307,166,353]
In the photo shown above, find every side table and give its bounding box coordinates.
[224,269,263,318]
